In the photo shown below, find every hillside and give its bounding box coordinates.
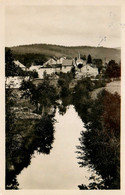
[10,43,120,63]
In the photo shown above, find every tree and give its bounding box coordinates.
[87,54,92,64]
[71,66,76,78]
[20,78,57,114]
[58,72,73,97]
[106,60,121,78]
[19,80,39,111]
[93,59,103,74]
[5,48,38,77]
[81,55,86,60]
[5,48,18,77]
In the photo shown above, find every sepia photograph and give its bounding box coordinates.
[4,0,121,191]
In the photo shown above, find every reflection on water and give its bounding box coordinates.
[17,106,91,189]
[6,114,55,189]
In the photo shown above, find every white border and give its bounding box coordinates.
[0,0,124,195]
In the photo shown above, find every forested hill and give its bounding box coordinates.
[10,43,120,62]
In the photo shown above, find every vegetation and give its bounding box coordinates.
[81,54,86,60]
[5,48,38,78]
[20,75,58,114]
[6,87,56,189]
[13,53,48,67]
[58,72,73,97]
[106,60,121,78]
[87,54,92,64]
[93,59,103,74]
[5,48,24,77]
[73,78,94,124]
[76,90,120,189]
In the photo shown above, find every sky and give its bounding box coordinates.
[5,5,121,48]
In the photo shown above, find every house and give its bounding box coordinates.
[73,53,98,78]
[62,59,73,73]
[75,53,87,66]
[62,59,73,67]
[78,64,98,77]
[43,58,57,67]
[56,57,66,65]
[14,60,26,71]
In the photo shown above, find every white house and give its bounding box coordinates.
[79,64,98,77]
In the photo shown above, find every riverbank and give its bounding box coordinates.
[6,75,121,189]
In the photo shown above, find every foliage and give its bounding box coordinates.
[106,60,121,78]
[93,78,106,89]
[76,90,120,189]
[37,80,58,111]
[87,54,92,64]
[71,66,76,78]
[20,78,58,113]
[5,48,23,77]
[5,48,38,78]
[6,86,55,189]
[58,72,73,97]
[6,88,20,189]
[93,59,103,74]
[74,77,94,95]
[29,70,38,78]
[73,77,94,123]
[81,54,86,60]
[13,53,48,67]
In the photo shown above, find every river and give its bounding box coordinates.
[17,105,92,189]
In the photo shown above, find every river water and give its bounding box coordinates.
[17,105,91,189]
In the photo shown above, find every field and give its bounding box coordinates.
[91,80,121,99]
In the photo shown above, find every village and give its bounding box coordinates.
[6,53,104,88]
[29,54,99,77]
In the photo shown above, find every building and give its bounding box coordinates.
[43,58,57,67]
[77,64,98,78]
[62,59,73,73]
[76,53,84,66]
[56,57,66,64]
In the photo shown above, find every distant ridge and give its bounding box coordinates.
[9,43,121,62]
